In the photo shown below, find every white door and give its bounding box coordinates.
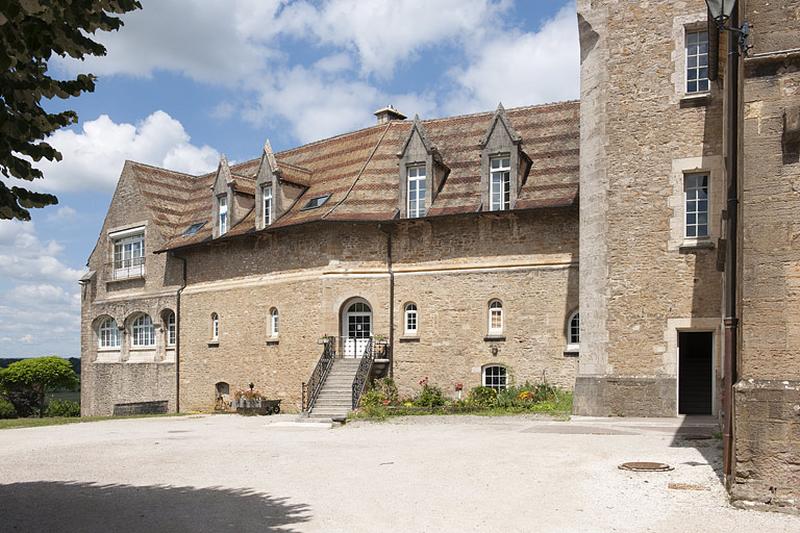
[342,301,372,358]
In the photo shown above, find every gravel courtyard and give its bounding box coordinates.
[0,414,797,532]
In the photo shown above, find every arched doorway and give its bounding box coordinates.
[341,298,372,358]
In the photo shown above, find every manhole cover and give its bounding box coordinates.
[618,461,674,472]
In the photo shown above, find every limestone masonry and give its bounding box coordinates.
[81,0,800,512]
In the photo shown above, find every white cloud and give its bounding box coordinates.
[48,206,77,222]
[446,4,579,113]
[33,111,219,192]
[54,0,284,84]
[0,221,83,358]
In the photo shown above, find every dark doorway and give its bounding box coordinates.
[678,332,713,415]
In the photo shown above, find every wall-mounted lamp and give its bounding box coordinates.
[491,345,499,357]
[705,0,751,55]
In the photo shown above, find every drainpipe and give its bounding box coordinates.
[381,224,395,378]
[172,252,188,413]
[722,6,741,485]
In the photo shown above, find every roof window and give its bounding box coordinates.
[301,194,331,210]
[183,222,206,236]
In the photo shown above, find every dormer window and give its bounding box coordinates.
[218,195,228,235]
[407,164,427,218]
[262,184,272,226]
[489,156,511,211]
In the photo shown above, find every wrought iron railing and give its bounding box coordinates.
[351,338,376,410]
[107,256,146,280]
[302,337,336,412]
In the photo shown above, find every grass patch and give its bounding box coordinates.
[0,413,185,430]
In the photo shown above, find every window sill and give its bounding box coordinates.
[484,335,506,342]
[266,338,279,345]
[208,340,219,347]
[97,347,121,353]
[563,349,580,357]
[679,92,711,107]
[129,347,156,352]
[399,336,420,343]
[680,239,715,251]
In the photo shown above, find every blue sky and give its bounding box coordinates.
[0,0,578,358]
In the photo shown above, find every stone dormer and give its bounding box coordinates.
[211,155,255,238]
[479,103,532,211]
[255,140,310,230]
[397,115,450,218]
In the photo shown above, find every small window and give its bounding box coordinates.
[211,312,219,341]
[488,300,503,335]
[301,194,331,210]
[686,30,709,94]
[567,311,580,349]
[489,156,511,211]
[270,308,279,337]
[218,196,228,235]
[131,314,155,347]
[262,184,273,226]
[685,173,709,238]
[165,311,176,347]
[404,303,418,336]
[183,222,206,236]
[112,231,145,280]
[98,317,120,348]
[407,165,427,218]
[482,365,507,391]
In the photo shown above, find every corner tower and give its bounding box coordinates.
[574,0,725,416]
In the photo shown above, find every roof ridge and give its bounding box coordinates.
[421,100,579,126]
[127,160,200,178]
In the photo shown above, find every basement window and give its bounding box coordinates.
[301,194,331,210]
[183,222,206,236]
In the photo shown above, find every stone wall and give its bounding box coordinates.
[733,0,800,511]
[575,0,724,416]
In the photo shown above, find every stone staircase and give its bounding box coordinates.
[307,358,361,419]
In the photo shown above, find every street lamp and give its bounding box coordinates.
[705,0,750,54]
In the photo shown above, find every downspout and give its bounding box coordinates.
[172,251,188,413]
[381,224,395,378]
[722,6,741,485]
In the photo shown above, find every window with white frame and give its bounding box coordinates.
[567,311,580,350]
[112,231,145,280]
[490,156,511,211]
[488,300,503,335]
[407,165,427,218]
[98,317,120,349]
[211,312,219,341]
[165,311,176,347]
[270,308,279,337]
[404,303,418,336]
[686,30,709,94]
[131,314,155,347]
[482,365,507,391]
[262,184,272,226]
[218,195,228,235]
[685,173,709,238]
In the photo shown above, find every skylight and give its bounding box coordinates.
[301,194,331,210]
[183,222,206,236]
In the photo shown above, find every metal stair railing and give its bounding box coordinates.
[302,337,336,413]
[351,338,378,410]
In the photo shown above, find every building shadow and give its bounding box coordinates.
[0,481,311,533]
[670,415,724,484]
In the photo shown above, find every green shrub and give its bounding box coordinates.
[0,397,17,419]
[360,388,385,408]
[373,378,399,405]
[0,356,79,417]
[46,399,80,417]
[414,380,445,408]
[467,386,497,408]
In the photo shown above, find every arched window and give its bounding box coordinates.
[211,313,219,340]
[567,310,580,348]
[482,365,507,391]
[404,303,418,336]
[215,381,230,398]
[165,311,176,347]
[98,317,120,348]
[131,314,155,347]
[488,300,503,335]
[269,308,279,337]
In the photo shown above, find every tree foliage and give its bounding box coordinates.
[0,0,141,220]
[0,356,79,417]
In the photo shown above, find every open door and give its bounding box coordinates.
[678,331,713,415]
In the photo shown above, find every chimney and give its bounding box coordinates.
[374,105,407,124]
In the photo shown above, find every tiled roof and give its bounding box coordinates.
[146,101,579,252]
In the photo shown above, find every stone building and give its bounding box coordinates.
[80,0,798,511]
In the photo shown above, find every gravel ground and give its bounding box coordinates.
[0,414,797,532]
